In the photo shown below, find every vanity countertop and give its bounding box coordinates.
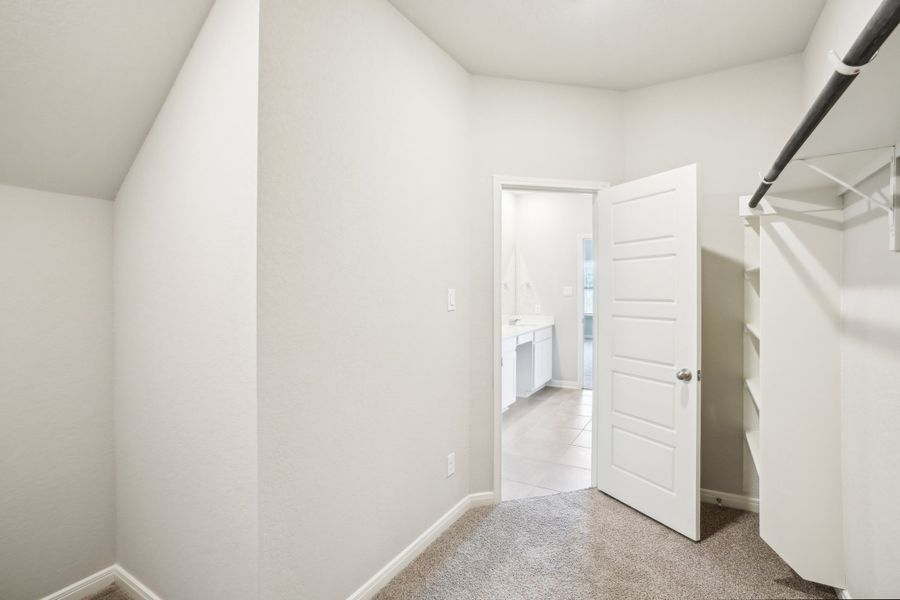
[501,321,553,340]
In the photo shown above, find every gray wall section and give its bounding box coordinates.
[623,55,803,493]
[840,166,900,598]
[258,0,474,597]
[0,185,114,600]
[113,0,259,597]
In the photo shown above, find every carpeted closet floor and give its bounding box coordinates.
[85,490,835,600]
[376,489,836,600]
[86,584,131,600]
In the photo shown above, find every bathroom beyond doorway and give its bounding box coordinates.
[497,182,600,501]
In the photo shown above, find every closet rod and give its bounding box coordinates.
[747,0,900,209]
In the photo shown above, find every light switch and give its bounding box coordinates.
[447,288,456,311]
[562,286,574,297]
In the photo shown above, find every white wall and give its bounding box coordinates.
[798,0,900,159]
[500,191,517,316]
[802,0,883,108]
[802,7,900,592]
[112,0,259,598]
[258,0,473,598]
[840,166,900,599]
[0,1,215,200]
[624,55,803,494]
[510,191,593,384]
[469,76,624,491]
[0,184,114,600]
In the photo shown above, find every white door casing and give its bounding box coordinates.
[595,164,701,540]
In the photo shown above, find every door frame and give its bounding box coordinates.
[492,175,609,503]
[576,233,592,390]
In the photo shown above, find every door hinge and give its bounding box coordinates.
[697,370,702,381]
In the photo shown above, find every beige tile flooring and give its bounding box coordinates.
[501,386,593,501]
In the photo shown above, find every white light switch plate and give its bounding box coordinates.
[447,452,455,477]
[562,286,574,297]
[447,288,456,311]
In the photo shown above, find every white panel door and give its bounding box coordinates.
[595,164,700,540]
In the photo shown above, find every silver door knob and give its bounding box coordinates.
[676,368,693,381]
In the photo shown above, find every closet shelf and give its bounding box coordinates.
[745,379,761,412]
[744,322,761,340]
[745,430,761,475]
[745,265,760,276]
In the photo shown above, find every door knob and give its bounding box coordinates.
[676,368,693,382]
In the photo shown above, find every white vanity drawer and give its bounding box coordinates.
[534,327,552,342]
[502,337,517,354]
[517,332,533,345]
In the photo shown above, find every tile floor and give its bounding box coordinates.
[501,386,593,501]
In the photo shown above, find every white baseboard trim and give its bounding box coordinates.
[42,564,163,600]
[700,488,759,513]
[347,492,495,600]
[549,379,581,389]
[116,565,164,600]
[835,588,852,599]
[468,491,495,508]
[40,566,117,600]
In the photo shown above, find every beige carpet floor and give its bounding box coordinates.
[376,489,836,600]
[86,584,131,600]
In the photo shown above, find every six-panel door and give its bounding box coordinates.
[595,164,701,541]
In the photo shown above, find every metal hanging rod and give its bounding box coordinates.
[747,0,900,209]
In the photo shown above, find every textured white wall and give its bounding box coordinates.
[469,59,803,496]
[469,76,625,491]
[798,0,899,159]
[500,191,517,316]
[806,6,900,595]
[840,167,900,599]
[112,0,259,598]
[258,0,473,598]
[624,55,803,494]
[0,0,214,200]
[801,0,883,108]
[0,184,113,600]
[511,191,593,384]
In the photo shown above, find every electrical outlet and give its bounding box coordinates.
[447,452,456,477]
[534,303,541,313]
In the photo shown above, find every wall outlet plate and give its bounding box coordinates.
[447,452,455,477]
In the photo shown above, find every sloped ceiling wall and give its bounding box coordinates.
[0,0,215,200]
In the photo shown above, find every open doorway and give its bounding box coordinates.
[494,167,701,540]
[495,177,606,502]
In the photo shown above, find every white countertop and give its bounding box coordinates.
[501,316,554,340]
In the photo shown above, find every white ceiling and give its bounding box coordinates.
[388,0,826,90]
[0,0,215,200]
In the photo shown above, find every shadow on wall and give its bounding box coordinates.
[699,247,745,493]
[842,189,900,351]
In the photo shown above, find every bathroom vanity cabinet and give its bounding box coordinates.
[501,323,553,410]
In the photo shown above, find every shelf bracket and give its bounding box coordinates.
[798,157,899,252]
[797,160,882,209]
